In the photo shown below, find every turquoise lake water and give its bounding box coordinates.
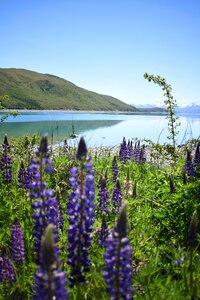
[0,112,199,147]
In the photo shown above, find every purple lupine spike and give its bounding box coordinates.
[33,224,69,300]
[11,219,25,266]
[103,203,133,299]
[67,137,95,286]
[119,137,127,163]
[186,150,196,178]
[112,178,122,214]
[18,160,31,189]
[128,140,134,160]
[194,142,200,167]
[1,135,12,184]
[134,141,141,163]
[29,136,58,264]
[98,177,110,215]
[97,214,110,247]
[18,161,26,188]
[0,248,15,283]
[112,156,119,183]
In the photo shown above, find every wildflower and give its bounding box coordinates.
[1,135,12,183]
[0,248,15,283]
[97,214,110,247]
[11,219,25,266]
[33,224,69,299]
[103,203,133,300]
[119,137,128,162]
[185,150,196,178]
[112,178,122,214]
[67,137,95,286]
[29,135,58,263]
[194,142,200,167]
[18,160,30,189]
[98,177,110,215]
[134,141,141,163]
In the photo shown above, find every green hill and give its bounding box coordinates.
[0,68,137,111]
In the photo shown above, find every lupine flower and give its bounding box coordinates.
[67,137,95,286]
[103,203,133,300]
[0,249,15,283]
[97,214,110,247]
[112,156,119,183]
[33,224,69,300]
[11,219,25,266]
[29,136,58,263]
[98,177,110,215]
[18,161,31,189]
[194,142,200,167]
[112,178,122,214]
[134,141,141,163]
[1,135,12,184]
[119,137,127,162]
[185,150,196,178]
[128,140,134,160]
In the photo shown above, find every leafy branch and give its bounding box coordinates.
[144,73,180,151]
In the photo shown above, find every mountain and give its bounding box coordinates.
[132,102,200,113]
[0,68,137,111]
[131,103,165,112]
[176,103,200,113]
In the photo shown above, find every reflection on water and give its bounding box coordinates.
[0,112,199,146]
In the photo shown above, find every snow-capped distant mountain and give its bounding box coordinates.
[132,102,200,113]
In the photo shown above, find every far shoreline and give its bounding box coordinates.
[0,109,167,115]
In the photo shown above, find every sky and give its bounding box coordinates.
[1,0,200,106]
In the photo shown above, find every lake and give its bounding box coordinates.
[0,111,199,147]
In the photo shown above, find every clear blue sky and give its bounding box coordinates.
[1,0,200,105]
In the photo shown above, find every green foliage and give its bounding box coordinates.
[0,68,137,111]
[0,94,20,122]
[144,73,180,151]
[0,136,200,299]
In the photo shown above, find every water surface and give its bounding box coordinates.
[0,112,199,147]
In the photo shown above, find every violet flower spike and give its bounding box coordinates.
[29,136,58,264]
[67,137,95,286]
[103,203,134,300]
[97,214,110,247]
[33,224,69,300]
[1,135,12,184]
[98,177,110,215]
[0,248,15,283]
[11,219,25,266]
[185,150,196,179]
[112,179,123,214]
[194,142,200,167]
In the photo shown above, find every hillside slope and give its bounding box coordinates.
[0,68,137,111]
